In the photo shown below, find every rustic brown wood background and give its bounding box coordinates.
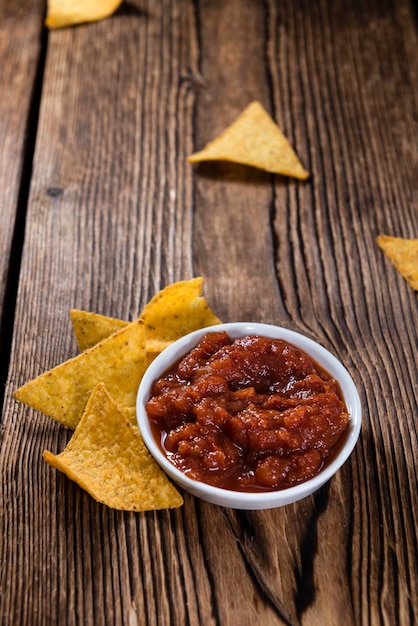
[1,0,417,624]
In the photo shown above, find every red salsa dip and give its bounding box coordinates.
[145,332,350,492]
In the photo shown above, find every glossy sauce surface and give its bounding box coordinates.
[146,332,350,492]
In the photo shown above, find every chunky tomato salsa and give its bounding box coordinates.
[146,332,350,492]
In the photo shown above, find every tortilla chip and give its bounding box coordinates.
[377,235,418,291]
[70,278,221,353]
[70,309,128,352]
[188,101,309,180]
[145,339,173,364]
[14,319,147,429]
[43,384,183,511]
[141,277,222,343]
[45,0,123,28]
[124,406,138,427]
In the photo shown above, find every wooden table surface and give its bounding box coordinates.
[1,1,417,624]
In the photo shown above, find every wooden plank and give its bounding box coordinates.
[0,0,44,379]
[270,3,418,624]
[192,0,418,625]
[1,0,417,625]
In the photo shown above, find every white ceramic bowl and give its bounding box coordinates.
[136,322,362,510]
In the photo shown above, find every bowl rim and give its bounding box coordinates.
[136,322,362,508]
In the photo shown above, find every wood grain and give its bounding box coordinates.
[1,0,417,624]
[0,1,44,396]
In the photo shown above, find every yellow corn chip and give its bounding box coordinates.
[43,384,183,511]
[188,101,309,180]
[14,319,147,429]
[70,309,128,352]
[70,278,221,353]
[145,339,173,365]
[124,406,138,427]
[141,277,222,343]
[45,0,123,28]
[377,235,418,291]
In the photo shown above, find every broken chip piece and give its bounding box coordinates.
[14,319,147,429]
[43,383,183,511]
[188,101,309,180]
[45,0,123,28]
[377,234,418,291]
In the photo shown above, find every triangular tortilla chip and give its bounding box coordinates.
[140,277,222,343]
[14,319,147,429]
[377,235,418,291]
[70,309,128,352]
[43,384,183,511]
[45,0,123,28]
[188,101,309,179]
[70,278,221,353]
